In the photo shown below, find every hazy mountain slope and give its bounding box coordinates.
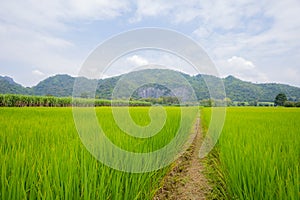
[0,76,31,94]
[224,76,300,102]
[257,83,300,102]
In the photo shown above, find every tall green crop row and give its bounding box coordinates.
[0,94,151,107]
[202,107,300,199]
[0,107,197,199]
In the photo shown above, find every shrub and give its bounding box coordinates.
[284,101,295,107]
[295,102,300,107]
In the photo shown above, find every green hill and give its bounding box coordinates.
[33,74,75,96]
[0,76,32,95]
[223,75,300,102]
[1,69,300,102]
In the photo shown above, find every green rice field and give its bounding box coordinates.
[202,107,300,199]
[0,107,197,199]
[0,107,299,199]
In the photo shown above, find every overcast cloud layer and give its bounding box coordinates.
[0,0,299,87]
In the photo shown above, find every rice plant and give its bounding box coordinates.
[202,107,300,199]
[0,107,197,199]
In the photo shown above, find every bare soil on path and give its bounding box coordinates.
[154,118,211,200]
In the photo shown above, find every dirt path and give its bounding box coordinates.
[154,117,211,200]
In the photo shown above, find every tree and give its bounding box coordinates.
[224,97,232,106]
[274,93,287,106]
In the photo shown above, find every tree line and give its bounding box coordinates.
[1,93,299,107]
[0,94,151,107]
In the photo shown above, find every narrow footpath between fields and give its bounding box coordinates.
[154,117,211,200]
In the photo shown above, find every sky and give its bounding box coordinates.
[0,0,299,87]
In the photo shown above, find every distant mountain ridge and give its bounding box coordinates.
[1,69,300,102]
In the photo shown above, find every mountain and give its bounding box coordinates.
[223,76,300,102]
[1,69,300,102]
[33,74,75,96]
[0,76,32,94]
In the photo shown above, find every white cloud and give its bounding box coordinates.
[0,23,78,73]
[106,51,199,79]
[0,1,131,31]
[217,56,268,83]
[39,35,74,48]
[270,67,300,87]
[64,0,130,21]
[126,55,149,66]
[192,0,300,50]
[0,0,131,86]
[32,70,45,76]
[227,56,255,70]
[130,0,201,23]
[130,0,171,22]
[131,0,268,28]
[190,0,300,86]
